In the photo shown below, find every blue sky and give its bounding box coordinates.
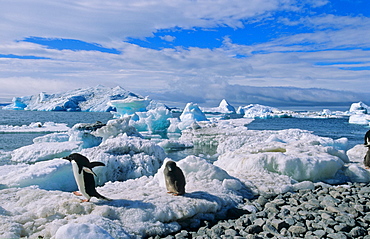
[0,0,369,107]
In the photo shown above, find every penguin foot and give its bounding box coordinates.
[73,191,83,196]
[81,199,90,203]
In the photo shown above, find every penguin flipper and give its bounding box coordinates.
[90,162,105,168]
[83,167,97,177]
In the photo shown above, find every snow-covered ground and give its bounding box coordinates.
[1,86,370,238]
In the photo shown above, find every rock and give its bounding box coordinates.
[313,229,326,237]
[288,225,307,235]
[327,232,347,239]
[350,226,367,237]
[245,225,262,234]
[256,196,268,207]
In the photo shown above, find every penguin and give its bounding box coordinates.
[163,161,186,196]
[64,153,110,202]
[365,130,370,146]
[364,145,370,169]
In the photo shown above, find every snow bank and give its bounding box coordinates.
[0,156,252,238]
[180,119,364,194]
[80,135,166,184]
[0,159,75,190]
[1,135,166,191]
[10,141,82,163]
[92,117,142,141]
[214,129,349,185]
[55,223,115,239]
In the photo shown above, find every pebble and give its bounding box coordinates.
[150,182,370,238]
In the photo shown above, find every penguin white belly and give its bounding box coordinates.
[72,161,90,200]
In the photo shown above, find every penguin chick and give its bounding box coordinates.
[64,153,110,202]
[163,161,186,196]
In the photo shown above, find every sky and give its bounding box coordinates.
[0,0,369,108]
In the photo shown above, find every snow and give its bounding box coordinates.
[176,102,208,131]
[242,104,292,119]
[10,142,82,163]
[201,99,236,114]
[108,96,151,117]
[349,101,370,114]
[130,106,172,134]
[2,93,370,238]
[349,114,370,125]
[2,85,142,112]
[92,117,142,141]
[0,156,251,238]
[55,223,115,239]
[348,101,370,125]
[0,122,69,133]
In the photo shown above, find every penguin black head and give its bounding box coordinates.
[64,153,90,165]
[64,153,105,169]
[165,161,177,172]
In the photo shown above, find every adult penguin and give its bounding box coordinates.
[163,160,186,196]
[365,130,370,145]
[64,153,110,202]
[364,145,370,169]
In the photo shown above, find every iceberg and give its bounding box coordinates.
[202,99,236,114]
[242,104,292,119]
[2,85,143,112]
[108,96,151,117]
[171,102,208,131]
[131,106,173,134]
[349,101,370,114]
[2,97,370,238]
[348,101,370,125]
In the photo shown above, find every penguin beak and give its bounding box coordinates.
[63,156,71,161]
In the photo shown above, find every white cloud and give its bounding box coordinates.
[0,0,295,48]
[160,35,176,42]
[0,0,369,107]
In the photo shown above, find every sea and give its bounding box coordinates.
[0,109,368,156]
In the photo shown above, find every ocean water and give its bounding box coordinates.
[0,110,113,151]
[247,117,368,149]
[0,110,368,154]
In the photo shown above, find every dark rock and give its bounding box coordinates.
[350,226,367,237]
[245,225,262,234]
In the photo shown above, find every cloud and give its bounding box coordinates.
[0,0,369,108]
[160,35,176,42]
[0,0,297,48]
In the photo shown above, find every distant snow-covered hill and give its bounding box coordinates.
[3,85,144,112]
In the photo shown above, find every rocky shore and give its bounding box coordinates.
[151,182,370,239]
